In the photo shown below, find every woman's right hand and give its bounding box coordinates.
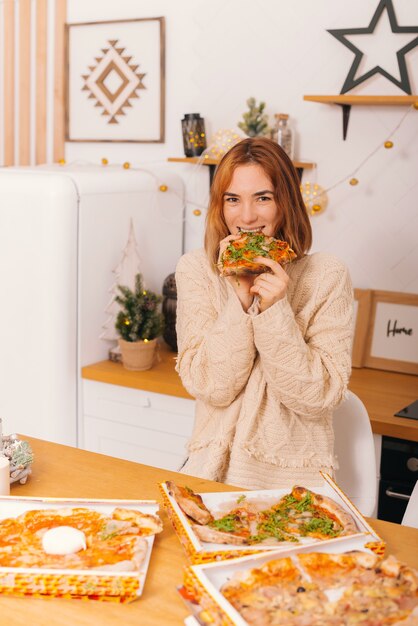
[218,235,255,312]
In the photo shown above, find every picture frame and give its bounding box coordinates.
[352,288,372,368]
[65,17,165,143]
[364,290,418,375]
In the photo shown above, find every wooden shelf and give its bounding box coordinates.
[168,156,315,169]
[168,157,316,185]
[303,95,418,139]
[303,95,418,106]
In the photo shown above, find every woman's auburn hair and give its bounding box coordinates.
[204,137,312,266]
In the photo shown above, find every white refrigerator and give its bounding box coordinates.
[0,164,184,446]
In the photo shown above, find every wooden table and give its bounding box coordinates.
[2,437,418,625]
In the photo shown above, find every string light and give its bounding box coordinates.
[101,157,108,165]
[58,158,66,165]
[123,162,130,169]
[318,104,416,199]
[159,185,168,192]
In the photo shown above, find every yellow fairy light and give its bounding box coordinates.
[300,182,328,216]
[143,290,147,295]
[58,158,66,165]
[414,102,418,110]
[123,162,130,169]
[101,157,108,165]
[193,209,202,216]
[384,141,394,149]
[124,319,130,325]
[143,338,149,343]
[159,184,168,192]
[349,178,359,186]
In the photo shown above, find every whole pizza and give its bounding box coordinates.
[0,506,162,571]
[221,551,418,625]
[166,483,358,546]
[219,231,297,276]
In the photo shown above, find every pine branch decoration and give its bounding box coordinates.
[238,97,270,137]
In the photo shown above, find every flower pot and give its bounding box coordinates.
[118,338,158,371]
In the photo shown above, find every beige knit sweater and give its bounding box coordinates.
[175,248,353,490]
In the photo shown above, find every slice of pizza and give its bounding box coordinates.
[166,481,214,524]
[297,551,379,588]
[332,554,418,624]
[221,556,328,625]
[261,486,358,541]
[219,231,297,276]
[111,508,163,536]
[192,505,256,545]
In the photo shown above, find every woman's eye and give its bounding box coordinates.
[225,197,239,203]
[258,196,272,202]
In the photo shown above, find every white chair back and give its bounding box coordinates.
[401,480,418,528]
[333,390,378,518]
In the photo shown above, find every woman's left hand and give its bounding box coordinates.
[249,256,289,313]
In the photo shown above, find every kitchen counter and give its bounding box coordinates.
[3,435,418,626]
[82,345,418,442]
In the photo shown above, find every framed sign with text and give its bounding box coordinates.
[364,290,418,375]
[352,288,372,368]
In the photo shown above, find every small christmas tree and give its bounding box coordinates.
[100,219,143,343]
[238,97,270,137]
[115,274,164,343]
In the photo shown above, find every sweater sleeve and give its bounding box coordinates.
[252,255,353,415]
[175,251,257,407]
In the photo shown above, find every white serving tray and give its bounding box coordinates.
[161,473,383,562]
[188,536,379,626]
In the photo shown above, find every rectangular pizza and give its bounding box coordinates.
[183,539,418,626]
[0,495,162,601]
[160,473,384,564]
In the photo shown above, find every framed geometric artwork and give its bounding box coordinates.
[65,17,165,142]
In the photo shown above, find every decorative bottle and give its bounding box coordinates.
[273,114,294,160]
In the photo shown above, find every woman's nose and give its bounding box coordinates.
[240,200,258,224]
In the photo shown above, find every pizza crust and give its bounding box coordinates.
[292,486,358,535]
[166,481,213,525]
[192,524,248,546]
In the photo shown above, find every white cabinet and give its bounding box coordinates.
[81,380,195,471]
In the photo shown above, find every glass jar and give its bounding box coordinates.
[273,113,294,160]
[181,113,207,157]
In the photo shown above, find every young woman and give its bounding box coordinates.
[175,137,353,489]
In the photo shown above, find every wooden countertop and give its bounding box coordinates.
[82,346,418,442]
[349,368,418,442]
[82,343,193,400]
[3,436,418,625]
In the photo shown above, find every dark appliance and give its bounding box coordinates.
[378,435,418,523]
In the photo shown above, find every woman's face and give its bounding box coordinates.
[223,164,282,236]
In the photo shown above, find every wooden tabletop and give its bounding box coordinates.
[2,436,418,625]
[82,346,418,441]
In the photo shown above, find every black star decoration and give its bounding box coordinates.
[328,0,418,95]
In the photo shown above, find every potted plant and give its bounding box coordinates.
[238,97,271,137]
[115,273,164,371]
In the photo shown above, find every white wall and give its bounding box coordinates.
[64,0,418,292]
